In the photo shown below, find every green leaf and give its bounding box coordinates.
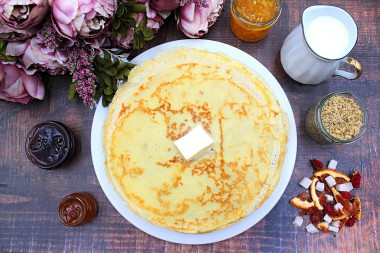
[111,29,118,40]
[105,94,113,101]
[125,62,137,68]
[104,86,113,95]
[102,96,108,107]
[127,12,138,19]
[120,26,127,37]
[131,4,146,13]
[102,73,112,86]
[95,55,106,66]
[116,6,124,17]
[117,61,127,71]
[116,72,124,79]
[68,83,77,100]
[112,18,120,30]
[104,67,117,76]
[123,68,131,77]
[104,51,111,62]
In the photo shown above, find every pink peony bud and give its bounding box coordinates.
[0,61,45,104]
[178,0,224,38]
[51,0,117,39]
[150,0,180,12]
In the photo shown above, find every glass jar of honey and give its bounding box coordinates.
[230,0,282,42]
[58,193,97,227]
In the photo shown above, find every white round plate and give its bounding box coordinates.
[91,39,297,244]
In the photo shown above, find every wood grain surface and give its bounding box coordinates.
[1,0,379,252]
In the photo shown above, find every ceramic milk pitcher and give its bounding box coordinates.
[280,5,362,85]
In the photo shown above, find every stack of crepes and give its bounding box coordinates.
[103,48,289,233]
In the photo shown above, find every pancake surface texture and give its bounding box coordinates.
[103,48,289,233]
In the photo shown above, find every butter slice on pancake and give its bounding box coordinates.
[103,48,289,233]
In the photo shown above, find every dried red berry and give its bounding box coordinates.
[346,217,356,227]
[310,159,323,170]
[340,191,352,200]
[351,171,361,188]
[324,203,338,217]
[310,210,324,226]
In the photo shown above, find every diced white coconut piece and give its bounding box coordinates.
[334,203,343,211]
[328,159,338,169]
[316,181,325,192]
[323,214,332,223]
[325,194,334,202]
[306,224,319,233]
[328,225,339,233]
[299,177,313,189]
[293,216,303,227]
[331,220,341,227]
[336,182,354,192]
[325,176,336,187]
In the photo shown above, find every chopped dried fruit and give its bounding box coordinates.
[323,214,332,223]
[336,182,354,192]
[316,181,325,191]
[306,224,319,233]
[334,203,344,212]
[331,209,348,221]
[310,210,324,226]
[290,195,315,210]
[335,177,348,184]
[327,159,338,170]
[293,216,303,227]
[314,169,351,182]
[317,221,329,232]
[331,220,340,227]
[299,177,313,189]
[346,217,356,227]
[310,177,325,210]
[328,225,339,233]
[325,194,334,202]
[299,207,316,216]
[352,197,361,221]
[290,159,362,234]
[324,203,338,216]
[351,171,361,188]
[340,191,352,200]
[325,176,336,187]
[311,159,323,170]
[339,217,349,231]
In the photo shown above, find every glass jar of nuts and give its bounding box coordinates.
[305,92,369,144]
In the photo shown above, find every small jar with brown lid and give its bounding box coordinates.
[58,193,97,227]
[305,92,368,144]
[25,121,75,170]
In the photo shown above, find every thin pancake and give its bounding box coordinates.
[103,48,289,233]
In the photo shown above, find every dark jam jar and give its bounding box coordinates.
[58,193,97,227]
[25,121,75,170]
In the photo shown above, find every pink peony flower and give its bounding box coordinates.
[6,22,71,75]
[178,0,224,38]
[51,0,117,39]
[0,19,39,41]
[0,61,45,104]
[0,0,50,32]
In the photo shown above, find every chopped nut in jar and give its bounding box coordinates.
[321,95,363,140]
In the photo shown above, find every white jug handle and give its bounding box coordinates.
[333,57,363,80]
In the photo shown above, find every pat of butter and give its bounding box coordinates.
[174,125,214,161]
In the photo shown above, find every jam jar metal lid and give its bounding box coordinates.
[25,121,75,170]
